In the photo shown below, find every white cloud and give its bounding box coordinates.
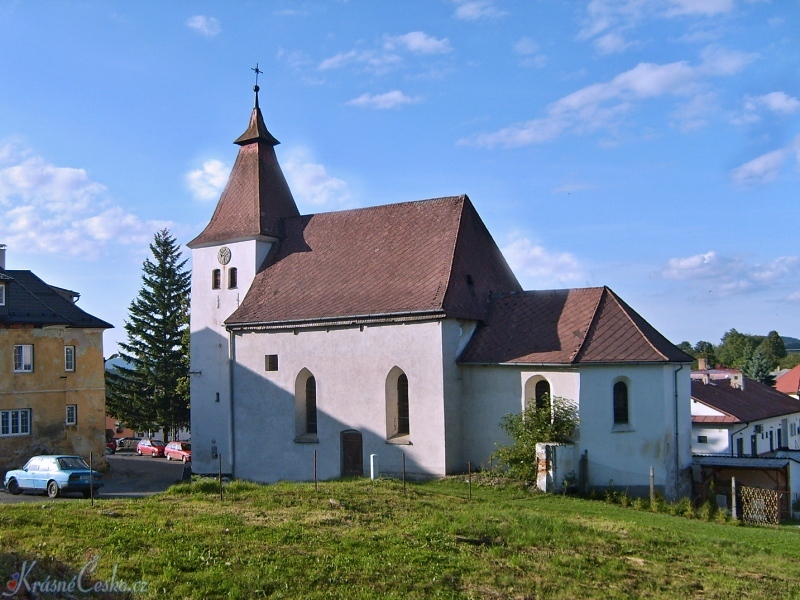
[661,250,800,297]
[186,15,221,38]
[453,0,508,21]
[745,91,800,116]
[513,36,547,68]
[665,0,735,17]
[552,183,595,194]
[186,159,230,201]
[594,32,633,55]
[346,91,421,110]
[462,47,755,148]
[0,144,168,259]
[788,291,800,302]
[283,148,351,208]
[384,32,451,54]
[730,148,791,185]
[501,235,582,287]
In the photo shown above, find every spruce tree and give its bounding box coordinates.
[106,229,190,439]
[743,347,775,387]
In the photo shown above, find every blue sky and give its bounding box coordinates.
[1,0,798,355]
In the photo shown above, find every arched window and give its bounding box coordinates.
[306,376,317,434]
[535,380,551,411]
[613,381,629,425]
[295,370,318,440]
[211,269,221,290]
[385,367,410,441]
[397,374,409,435]
[228,267,238,289]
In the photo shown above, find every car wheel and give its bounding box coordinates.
[47,481,60,499]
[137,449,142,456]
[166,453,171,460]
[7,478,22,495]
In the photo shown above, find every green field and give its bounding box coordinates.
[1,478,798,599]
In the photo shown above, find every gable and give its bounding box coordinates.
[226,195,519,329]
[691,377,800,423]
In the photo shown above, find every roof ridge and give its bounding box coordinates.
[437,195,468,307]
[604,287,670,361]
[570,287,606,363]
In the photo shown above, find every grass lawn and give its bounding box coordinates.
[1,477,799,599]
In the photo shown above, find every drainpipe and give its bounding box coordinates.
[673,364,685,500]
[228,329,236,478]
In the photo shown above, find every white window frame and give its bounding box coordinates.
[13,345,33,373]
[0,283,5,306]
[64,345,76,372]
[65,404,77,426]
[0,409,32,436]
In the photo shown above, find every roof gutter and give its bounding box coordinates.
[225,309,447,332]
[458,360,694,367]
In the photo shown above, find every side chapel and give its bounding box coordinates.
[188,86,693,498]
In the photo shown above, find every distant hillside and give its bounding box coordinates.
[783,336,800,351]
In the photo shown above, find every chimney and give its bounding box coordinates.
[730,372,744,390]
[697,357,708,371]
[0,244,6,270]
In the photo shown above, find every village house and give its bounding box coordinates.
[188,88,694,499]
[776,364,800,400]
[0,245,112,474]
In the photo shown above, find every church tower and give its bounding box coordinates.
[187,82,299,475]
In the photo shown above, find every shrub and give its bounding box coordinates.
[492,395,579,483]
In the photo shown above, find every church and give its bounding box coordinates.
[188,86,693,498]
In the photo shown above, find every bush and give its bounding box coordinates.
[492,395,579,483]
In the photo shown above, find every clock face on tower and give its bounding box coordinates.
[217,247,232,265]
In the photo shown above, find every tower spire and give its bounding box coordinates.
[251,63,262,109]
[234,64,278,146]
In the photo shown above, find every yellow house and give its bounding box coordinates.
[0,245,112,475]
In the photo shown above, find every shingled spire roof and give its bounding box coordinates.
[188,86,299,248]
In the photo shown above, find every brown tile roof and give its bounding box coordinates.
[226,195,521,328]
[459,287,692,365]
[188,106,299,247]
[692,415,739,424]
[775,364,800,396]
[691,377,800,423]
[0,269,112,329]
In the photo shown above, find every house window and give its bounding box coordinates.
[228,267,238,289]
[212,269,221,289]
[13,345,33,372]
[397,374,410,436]
[64,346,75,372]
[306,376,317,434]
[1,409,31,436]
[65,405,77,426]
[697,435,708,443]
[265,354,278,371]
[0,283,5,305]
[613,381,629,425]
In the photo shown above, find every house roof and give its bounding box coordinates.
[691,377,800,423]
[225,195,522,329]
[458,286,692,365]
[775,364,800,396]
[0,269,112,329]
[188,92,299,247]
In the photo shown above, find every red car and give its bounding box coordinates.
[136,439,165,457]
[164,441,191,462]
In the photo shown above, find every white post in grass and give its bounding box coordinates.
[370,454,378,480]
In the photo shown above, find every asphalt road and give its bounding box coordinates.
[0,453,188,504]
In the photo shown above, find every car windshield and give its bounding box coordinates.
[57,457,90,470]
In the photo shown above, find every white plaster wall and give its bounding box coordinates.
[459,366,580,470]
[691,425,731,454]
[229,320,450,483]
[725,413,800,456]
[691,400,726,417]
[190,239,272,474]
[578,364,691,499]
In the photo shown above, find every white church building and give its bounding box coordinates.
[188,88,693,499]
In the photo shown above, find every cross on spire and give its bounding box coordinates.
[251,63,262,89]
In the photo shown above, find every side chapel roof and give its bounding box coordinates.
[458,287,693,365]
[691,377,800,423]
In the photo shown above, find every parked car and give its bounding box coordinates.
[164,441,191,462]
[136,439,166,457]
[4,455,104,499]
[106,440,117,455]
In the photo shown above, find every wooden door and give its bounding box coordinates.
[340,430,363,477]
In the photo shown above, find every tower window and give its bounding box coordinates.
[228,267,238,289]
[265,354,278,371]
[212,269,221,290]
